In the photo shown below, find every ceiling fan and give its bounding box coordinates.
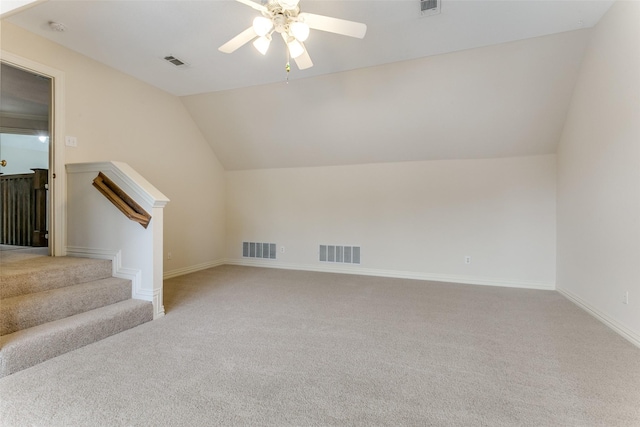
[219,0,367,70]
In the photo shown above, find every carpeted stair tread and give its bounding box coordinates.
[0,298,153,377]
[0,256,112,299]
[0,277,132,336]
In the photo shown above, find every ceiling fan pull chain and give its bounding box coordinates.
[285,49,291,83]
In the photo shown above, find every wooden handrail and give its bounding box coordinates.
[92,172,151,228]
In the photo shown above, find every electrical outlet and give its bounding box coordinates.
[167,252,172,260]
[464,256,471,265]
[280,246,285,253]
[624,291,629,305]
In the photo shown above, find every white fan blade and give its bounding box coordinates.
[235,0,268,13]
[219,27,257,53]
[299,12,367,39]
[294,44,313,70]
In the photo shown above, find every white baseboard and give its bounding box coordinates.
[66,246,164,319]
[557,287,640,349]
[67,246,140,296]
[223,258,556,291]
[163,259,226,280]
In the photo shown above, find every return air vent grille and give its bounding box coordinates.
[421,0,441,16]
[164,55,187,67]
[319,245,360,264]
[243,242,277,259]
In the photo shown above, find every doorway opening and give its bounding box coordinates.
[0,62,52,260]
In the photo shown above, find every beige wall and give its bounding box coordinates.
[1,21,227,274]
[557,1,640,342]
[227,155,557,288]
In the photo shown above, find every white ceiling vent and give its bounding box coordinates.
[163,55,188,67]
[421,0,441,17]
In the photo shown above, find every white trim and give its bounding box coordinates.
[1,50,66,256]
[223,258,556,290]
[65,246,164,317]
[66,246,141,297]
[66,161,169,208]
[557,287,640,349]
[163,259,226,280]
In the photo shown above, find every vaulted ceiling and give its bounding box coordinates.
[182,29,591,170]
[3,1,615,170]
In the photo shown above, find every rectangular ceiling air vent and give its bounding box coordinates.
[164,55,187,67]
[421,0,441,16]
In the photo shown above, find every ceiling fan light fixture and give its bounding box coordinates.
[221,0,368,71]
[290,21,309,42]
[253,16,273,37]
[287,38,304,59]
[278,0,300,11]
[253,35,271,55]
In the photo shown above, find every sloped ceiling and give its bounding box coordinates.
[182,29,590,170]
[4,1,613,170]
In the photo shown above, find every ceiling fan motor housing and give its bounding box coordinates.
[263,0,303,35]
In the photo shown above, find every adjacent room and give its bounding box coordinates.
[1,0,639,425]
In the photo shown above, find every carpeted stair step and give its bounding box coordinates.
[0,256,112,299]
[0,298,153,378]
[0,277,132,336]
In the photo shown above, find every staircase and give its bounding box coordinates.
[0,254,153,377]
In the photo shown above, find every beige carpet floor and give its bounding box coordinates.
[1,265,639,426]
[0,246,48,264]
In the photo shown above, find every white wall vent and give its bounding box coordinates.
[243,242,277,259]
[421,0,441,16]
[319,245,360,264]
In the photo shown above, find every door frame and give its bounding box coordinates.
[1,50,66,256]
